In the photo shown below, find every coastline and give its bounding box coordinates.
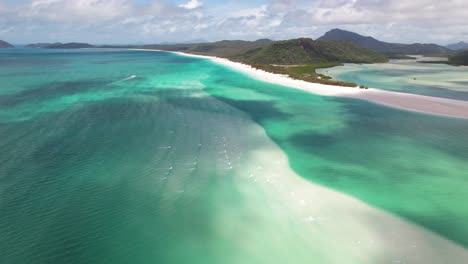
[131,49,468,119]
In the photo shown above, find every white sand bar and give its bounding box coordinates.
[348,89,468,118]
[163,50,468,119]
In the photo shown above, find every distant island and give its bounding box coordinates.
[25,42,95,49]
[0,40,14,48]
[26,42,63,48]
[44,43,96,49]
[446,41,468,51]
[317,29,451,55]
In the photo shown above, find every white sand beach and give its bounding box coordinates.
[161,50,468,119]
[347,89,468,118]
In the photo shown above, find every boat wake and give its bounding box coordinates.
[111,75,137,84]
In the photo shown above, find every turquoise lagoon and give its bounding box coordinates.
[1,49,468,263]
[318,59,468,100]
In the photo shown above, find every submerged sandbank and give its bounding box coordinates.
[151,50,468,119]
[234,115,468,263]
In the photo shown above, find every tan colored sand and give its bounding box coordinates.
[349,89,468,119]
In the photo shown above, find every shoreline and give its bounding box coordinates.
[130,49,468,120]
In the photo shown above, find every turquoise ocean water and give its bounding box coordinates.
[1,49,468,263]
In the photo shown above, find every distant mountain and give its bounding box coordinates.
[317,29,451,55]
[449,50,468,66]
[234,38,387,64]
[446,41,468,51]
[0,40,14,48]
[45,42,95,49]
[26,42,63,48]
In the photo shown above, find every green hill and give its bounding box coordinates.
[318,28,451,55]
[227,38,386,87]
[233,38,387,64]
[449,50,468,66]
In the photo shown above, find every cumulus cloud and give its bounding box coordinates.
[278,0,468,43]
[0,0,467,44]
[23,0,133,22]
[179,0,202,10]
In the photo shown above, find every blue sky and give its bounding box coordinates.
[0,0,467,44]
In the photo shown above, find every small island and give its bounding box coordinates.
[25,42,95,49]
[26,42,63,48]
[0,40,14,48]
[44,42,95,49]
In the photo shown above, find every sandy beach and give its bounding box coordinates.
[157,50,468,120]
[347,89,468,118]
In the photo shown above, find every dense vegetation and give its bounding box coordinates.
[449,50,468,66]
[226,38,386,86]
[233,38,387,64]
[0,40,14,48]
[251,63,358,87]
[318,28,452,55]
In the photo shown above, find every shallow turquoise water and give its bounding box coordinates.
[1,49,468,263]
[318,60,468,100]
[203,68,468,248]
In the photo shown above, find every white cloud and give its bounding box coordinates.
[23,0,133,22]
[227,5,268,18]
[179,0,202,10]
[0,0,467,44]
